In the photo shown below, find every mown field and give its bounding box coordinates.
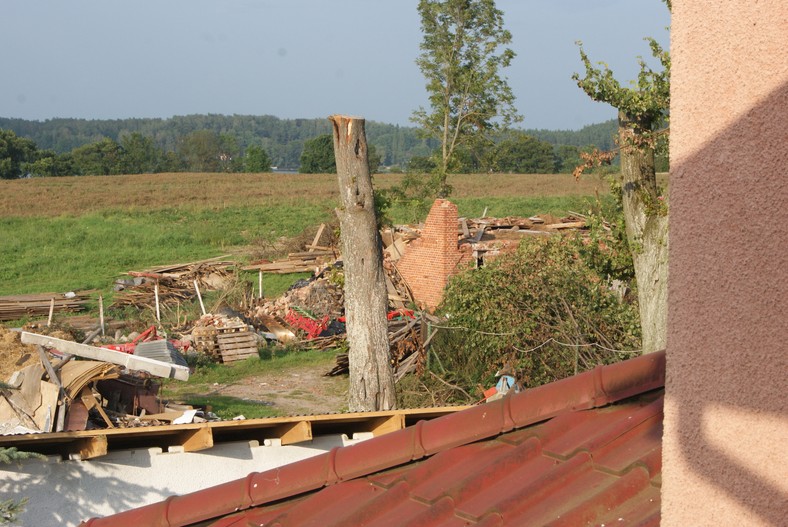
[0,172,614,297]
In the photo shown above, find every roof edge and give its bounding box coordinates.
[81,351,665,527]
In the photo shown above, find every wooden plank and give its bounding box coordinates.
[220,349,258,357]
[365,414,405,436]
[71,435,107,460]
[33,381,59,433]
[544,221,585,230]
[273,421,312,445]
[21,332,189,381]
[175,427,213,452]
[218,341,256,350]
[308,223,326,252]
[222,353,257,360]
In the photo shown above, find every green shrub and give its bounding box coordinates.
[433,232,641,398]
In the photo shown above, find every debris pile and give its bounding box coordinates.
[0,329,191,435]
[112,258,236,312]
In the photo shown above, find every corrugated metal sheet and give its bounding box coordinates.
[82,351,665,527]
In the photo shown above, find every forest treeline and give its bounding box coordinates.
[0,114,621,178]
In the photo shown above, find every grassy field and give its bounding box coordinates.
[0,172,614,297]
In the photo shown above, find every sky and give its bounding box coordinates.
[0,1,670,131]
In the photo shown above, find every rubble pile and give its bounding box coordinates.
[112,260,236,311]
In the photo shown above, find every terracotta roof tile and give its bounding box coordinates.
[82,351,665,527]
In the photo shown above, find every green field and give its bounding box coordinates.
[0,172,613,297]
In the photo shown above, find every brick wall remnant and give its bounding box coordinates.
[395,199,471,310]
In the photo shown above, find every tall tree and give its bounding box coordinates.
[572,14,670,354]
[412,0,520,192]
[120,132,160,174]
[493,132,555,173]
[329,115,396,411]
[299,134,336,174]
[178,130,222,172]
[70,138,124,176]
[243,144,272,172]
[0,129,37,179]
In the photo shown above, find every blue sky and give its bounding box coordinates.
[0,1,670,130]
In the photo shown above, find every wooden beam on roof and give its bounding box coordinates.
[70,435,107,460]
[365,414,405,436]
[21,332,189,381]
[272,420,312,445]
[175,427,214,452]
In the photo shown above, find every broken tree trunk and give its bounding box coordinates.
[330,114,396,411]
[619,111,669,354]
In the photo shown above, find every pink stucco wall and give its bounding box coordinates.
[663,1,788,525]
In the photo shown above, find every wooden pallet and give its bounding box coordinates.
[216,331,258,363]
[192,326,219,357]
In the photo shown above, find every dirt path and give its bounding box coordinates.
[202,362,348,416]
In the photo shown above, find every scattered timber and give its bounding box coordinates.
[0,291,92,322]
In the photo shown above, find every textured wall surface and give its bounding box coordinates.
[663,1,788,525]
[396,199,471,310]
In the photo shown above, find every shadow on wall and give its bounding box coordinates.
[668,79,788,526]
[0,452,174,527]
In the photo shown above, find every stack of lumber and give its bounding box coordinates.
[463,214,586,235]
[243,249,337,274]
[0,292,92,322]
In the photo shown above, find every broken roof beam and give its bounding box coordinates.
[20,332,189,381]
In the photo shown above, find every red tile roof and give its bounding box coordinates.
[82,351,665,527]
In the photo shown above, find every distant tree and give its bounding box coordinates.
[178,130,222,172]
[553,144,582,174]
[493,132,555,173]
[0,129,37,179]
[299,134,336,173]
[407,155,437,172]
[70,138,124,175]
[412,0,521,193]
[243,144,272,172]
[572,4,671,354]
[218,133,242,172]
[120,132,161,174]
[25,150,73,177]
[367,143,382,174]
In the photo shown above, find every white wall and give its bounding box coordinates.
[1,433,372,526]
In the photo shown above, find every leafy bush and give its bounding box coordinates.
[432,232,641,399]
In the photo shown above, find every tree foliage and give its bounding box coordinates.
[434,233,641,400]
[493,132,555,173]
[412,0,521,190]
[243,144,272,172]
[0,129,37,179]
[299,134,336,174]
[571,1,671,354]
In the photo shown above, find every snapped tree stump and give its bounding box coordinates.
[330,114,396,412]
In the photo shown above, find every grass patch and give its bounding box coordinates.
[170,394,279,420]
[0,207,330,296]
[0,172,627,296]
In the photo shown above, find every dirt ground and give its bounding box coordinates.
[189,362,348,416]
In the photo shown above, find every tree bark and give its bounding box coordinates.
[329,115,396,411]
[618,111,669,354]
